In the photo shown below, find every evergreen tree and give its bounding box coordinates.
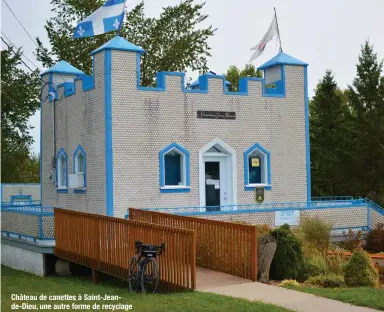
[36,0,216,86]
[225,64,262,92]
[347,41,384,202]
[310,70,351,196]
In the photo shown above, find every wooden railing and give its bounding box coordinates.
[54,208,196,291]
[129,208,258,281]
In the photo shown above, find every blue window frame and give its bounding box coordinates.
[73,145,86,193]
[159,142,190,193]
[56,148,68,192]
[244,143,271,191]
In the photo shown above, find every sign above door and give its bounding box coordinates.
[197,110,236,120]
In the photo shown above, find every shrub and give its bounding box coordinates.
[340,229,364,251]
[280,279,301,287]
[298,216,332,256]
[365,223,384,253]
[270,224,306,281]
[306,251,328,276]
[326,253,349,275]
[343,249,380,288]
[305,274,345,288]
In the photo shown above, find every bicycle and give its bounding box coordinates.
[128,240,165,293]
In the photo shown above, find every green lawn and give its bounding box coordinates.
[283,284,384,310]
[1,266,292,312]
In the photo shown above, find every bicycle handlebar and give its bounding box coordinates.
[134,240,165,256]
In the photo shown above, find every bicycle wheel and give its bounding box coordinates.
[141,258,160,294]
[128,256,140,292]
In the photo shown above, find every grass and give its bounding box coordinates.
[1,266,292,312]
[283,284,384,310]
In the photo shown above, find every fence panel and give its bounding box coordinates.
[54,208,196,291]
[129,208,257,281]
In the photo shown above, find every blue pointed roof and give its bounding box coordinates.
[90,36,145,56]
[190,72,231,88]
[257,52,307,70]
[40,60,84,76]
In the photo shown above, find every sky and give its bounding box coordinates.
[1,0,384,154]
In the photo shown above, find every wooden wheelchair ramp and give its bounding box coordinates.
[196,267,251,290]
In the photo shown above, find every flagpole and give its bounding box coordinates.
[274,7,283,52]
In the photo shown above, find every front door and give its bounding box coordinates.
[204,156,228,210]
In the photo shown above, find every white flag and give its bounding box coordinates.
[249,16,278,61]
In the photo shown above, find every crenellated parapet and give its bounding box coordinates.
[40,36,307,101]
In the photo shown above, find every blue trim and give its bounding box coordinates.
[304,66,311,201]
[55,148,68,191]
[40,60,84,76]
[159,142,190,193]
[263,65,286,97]
[257,52,308,70]
[1,231,54,240]
[57,75,95,98]
[135,54,287,98]
[168,203,368,216]
[77,75,95,91]
[243,143,271,191]
[91,36,145,56]
[160,188,191,193]
[0,183,3,202]
[105,50,114,216]
[10,195,32,204]
[73,144,87,192]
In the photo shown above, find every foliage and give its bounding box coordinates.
[1,46,40,183]
[305,274,346,288]
[346,42,384,202]
[297,216,332,256]
[270,224,306,281]
[343,249,380,288]
[1,266,292,312]
[280,279,301,287]
[365,223,384,253]
[225,64,262,92]
[36,0,216,87]
[309,42,384,205]
[326,253,349,276]
[309,70,353,196]
[306,251,328,277]
[340,229,364,251]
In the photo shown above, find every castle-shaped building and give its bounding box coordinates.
[40,36,310,218]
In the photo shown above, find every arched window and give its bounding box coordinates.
[159,143,190,193]
[244,143,271,190]
[56,148,68,191]
[73,145,86,192]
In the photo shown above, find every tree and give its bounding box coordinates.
[225,64,262,92]
[1,46,40,183]
[36,0,216,86]
[309,70,352,196]
[347,41,384,202]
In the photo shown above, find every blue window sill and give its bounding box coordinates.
[56,188,68,193]
[160,187,190,193]
[74,188,86,194]
[244,185,272,191]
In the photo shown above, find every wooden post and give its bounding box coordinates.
[191,231,197,290]
[250,226,258,281]
[91,268,100,284]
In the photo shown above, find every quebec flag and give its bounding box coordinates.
[73,0,126,39]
